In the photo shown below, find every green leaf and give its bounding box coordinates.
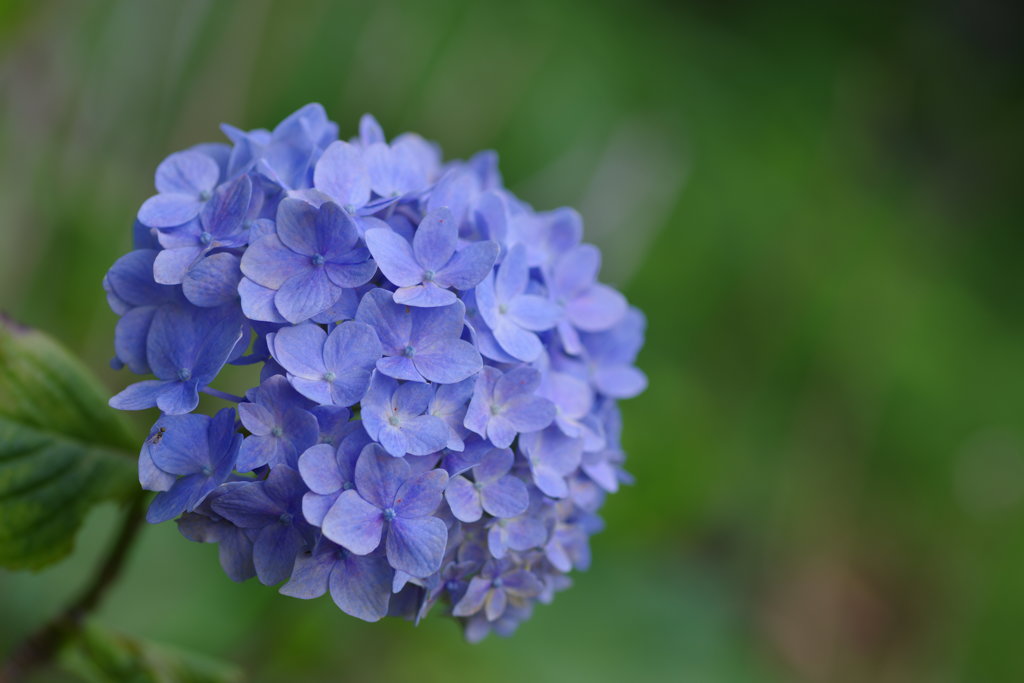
[59,621,243,683]
[0,317,139,570]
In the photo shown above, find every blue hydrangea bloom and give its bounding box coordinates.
[355,288,481,384]
[106,106,646,641]
[321,443,449,578]
[240,198,376,323]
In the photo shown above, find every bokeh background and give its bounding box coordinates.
[2,0,1023,681]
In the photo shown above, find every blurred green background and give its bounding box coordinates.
[2,0,1023,681]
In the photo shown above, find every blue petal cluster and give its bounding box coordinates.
[106,104,647,641]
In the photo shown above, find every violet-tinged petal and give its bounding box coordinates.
[485,587,507,622]
[288,378,332,406]
[322,490,384,555]
[393,282,458,308]
[155,150,219,196]
[495,244,528,302]
[241,235,311,289]
[392,381,434,415]
[155,381,200,415]
[146,477,204,523]
[500,569,544,598]
[353,444,408,508]
[565,283,627,332]
[503,395,556,433]
[322,321,381,380]
[501,515,548,554]
[412,338,482,385]
[298,443,344,494]
[475,447,514,483]
[364,228,422,287]
[434,240,499,290]
[272,323,327,379]
[139,444,174,493]
[593,365,648,399]
[254,524,304,585]
[186,308,247,382]
[394,469,448,518]
[314,140,370,210]
[412,207,457,272]
[212,483,280,528]
[311,288,359,324]
[494,366,541,404]
[493,320,542,362]
[397,415,449,456]
[146,413,211,475]
[114,307,156,374]
[480,476,529,518]
[452,576,491,617]
[376,355,422,382]
[106,249,176,307]
[410,299,465,344]
[506,294,561,332]
[237,402,274,436]
[445,476,483,523]
[182,253,242,307]
[378,425,411,459]
[486,416,518,449]
[331,552,393,622]
[356,288,413,354]
[153,246,203,285]
[302,491,337,526]
[275,268,340,324]
[324,256,376,290]
[138,194,203,229]
[280,546,332,599]
[554,243,600,296]
[274,197,319,255]
[359,114,385,145]
[386,516,447,578]
[200,175,252,240]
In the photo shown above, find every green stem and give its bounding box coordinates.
[0,491,147,682]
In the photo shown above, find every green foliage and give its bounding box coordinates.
[60,622,242,683]
[0,318,138,570]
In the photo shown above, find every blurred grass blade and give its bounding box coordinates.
[0,316,138,570]
[60,621,243,683]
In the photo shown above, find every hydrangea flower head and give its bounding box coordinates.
[108,107,646,640]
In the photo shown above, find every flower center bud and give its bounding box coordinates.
[489,404,502,416]
[423,270,435,282]
[177,368,192,381]
[199,231,213,245]
[473,481,484,491]
[342,481,354,491]
[498,303,508,315]
[382,507,397,522]
[271,426,283,438]
[311,253,326,266]
[323,371,336,382]
[388,414,401,426]
[403,345,415,358]
[278,512,293,525]
[201,465,212,476]
[492,577,504,588]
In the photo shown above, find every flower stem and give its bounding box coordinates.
[0,491,147,682]
[201,386,246,403]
